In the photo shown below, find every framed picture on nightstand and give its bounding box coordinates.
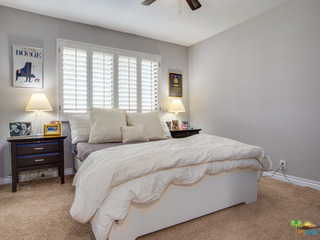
[9,122,32,137]
[172,120,179,130]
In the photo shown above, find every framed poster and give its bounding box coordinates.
[13,45,43,88]
[169,73,182,97]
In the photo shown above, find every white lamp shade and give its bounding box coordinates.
[168,99,186,114]
[25,93,53,111]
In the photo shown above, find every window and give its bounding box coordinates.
[58,39,161,119]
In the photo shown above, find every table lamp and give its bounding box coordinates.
[25,93,53,135]
[168,99,185,115]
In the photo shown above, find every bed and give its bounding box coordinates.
[69,109,272,240]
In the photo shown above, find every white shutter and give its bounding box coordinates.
[141,59,159,112]
[92,51,114,108]
[61,47,88,113]
[118,55,137,112]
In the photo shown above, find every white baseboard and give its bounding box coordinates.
[0,168,74,185]
[263,171,320,191]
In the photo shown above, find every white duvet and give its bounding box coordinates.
[70,134,272,240]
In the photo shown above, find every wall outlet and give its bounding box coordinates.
[279,160,287,171]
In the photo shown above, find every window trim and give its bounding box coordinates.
[57,39,161,120]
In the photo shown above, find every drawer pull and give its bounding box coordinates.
[35,159,44,162]
[35,147,44,150]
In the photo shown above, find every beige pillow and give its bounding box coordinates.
[121,125,149,143]
[89,108,127,143]
[69,113,90,144]
[126,112,166,140]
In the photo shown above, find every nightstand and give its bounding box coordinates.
[170,129,202,138]
[7,135,67,192]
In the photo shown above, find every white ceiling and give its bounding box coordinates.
[0,0,289,46]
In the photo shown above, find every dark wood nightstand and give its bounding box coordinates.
[7,135,67,192]
[170,129,202,138]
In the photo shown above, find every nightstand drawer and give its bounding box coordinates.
[16,141,59,155]
[17,153,60,167]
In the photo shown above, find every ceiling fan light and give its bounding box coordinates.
[186,0,202,11]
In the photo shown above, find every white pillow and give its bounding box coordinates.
[121,125,149,143]
[126,112,166,140]
[89,108,127,143]
[160,120,172,139]
[69,114,90,144]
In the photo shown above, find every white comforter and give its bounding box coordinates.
[70,134,272,240]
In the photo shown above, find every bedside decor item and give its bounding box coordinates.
[166,121,171,130]
[25,93,53,135]
[44,124,61,136]
[172,120,179,130]
[169,72,182,97]
[168,99,185,115]
[9,122,32,137]
[7,135,67,192]
[13,45,43,89]
[181,121,188,130]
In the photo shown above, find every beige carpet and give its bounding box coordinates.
[0,176,319,240]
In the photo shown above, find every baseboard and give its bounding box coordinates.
[263,172,320,191]
[0,168,74,185]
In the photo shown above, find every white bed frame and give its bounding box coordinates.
[74,157,258,240]
[109,169,257,240]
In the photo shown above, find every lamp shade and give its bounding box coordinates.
[168,99,185,114]
[25,93,53,111]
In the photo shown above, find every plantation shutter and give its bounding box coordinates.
[92,51,114,108]
[61,46,88,113]
[141,59,159,112]
[118,54,138,112]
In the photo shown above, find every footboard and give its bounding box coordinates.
[108,168,258,240]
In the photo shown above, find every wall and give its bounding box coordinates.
[189,0,320,182]
[0,6,189,179]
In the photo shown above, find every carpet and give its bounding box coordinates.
[0,176,319,240]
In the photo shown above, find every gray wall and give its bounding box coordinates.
[189,0,320,182]
[0,6,189,178]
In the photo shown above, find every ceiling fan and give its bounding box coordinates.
[141,0,202,11]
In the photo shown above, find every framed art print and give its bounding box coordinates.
[13,45,43,89]
[44,124,61,136]
[169,73,182,97]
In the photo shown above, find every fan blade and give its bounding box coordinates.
[141,0,157,6]
[186,0,201,10]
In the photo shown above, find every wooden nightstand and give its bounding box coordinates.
[170,129,202,138]
[7,135,67,192]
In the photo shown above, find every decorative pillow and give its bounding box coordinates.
[69,113,90,144]
[126,112,166,140]
[160,120,172,139]
[121,125,149,143]
[89,108,127,143]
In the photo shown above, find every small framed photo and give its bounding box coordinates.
[181,121,188,130]
[44,124,61,136]
[50,120,61,124]
[166,121,171,130]
[172,120,179,130]
[9,122,32,137]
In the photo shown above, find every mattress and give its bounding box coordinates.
[75,140,165,162]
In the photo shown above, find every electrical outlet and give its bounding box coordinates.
[279,160,287,171]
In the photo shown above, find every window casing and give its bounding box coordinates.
[58,39,161,120]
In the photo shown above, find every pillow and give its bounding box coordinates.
[160,120,172,139]
[69,114,90,144]
[121,125,149,143]
[89,108,127,144]
[126,112,166,140]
